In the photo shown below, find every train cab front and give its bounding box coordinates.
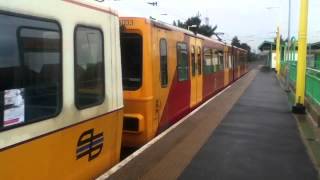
[120,18,156,147]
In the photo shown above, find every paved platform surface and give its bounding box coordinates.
[179,67,318,180]
[101,63,258,180]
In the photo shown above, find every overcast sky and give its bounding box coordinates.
[104,0,320,51]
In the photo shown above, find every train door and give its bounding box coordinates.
[232,47,235,81]
[154,28,169,131]
[224,46,229,86]
[189,37,197,107]
[189,37,202,108]
[196,40,203,104]
[228,50,233,83]
[237,51,241,78]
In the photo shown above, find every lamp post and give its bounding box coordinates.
[287,0,292,60]
[266,7,280,70]
[284,0,292,92]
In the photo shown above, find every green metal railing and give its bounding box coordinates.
[272,35,320,106]
[306,68,320,105]
[289,61,297,87]
[280,60,287,77]
[316,55,320,68]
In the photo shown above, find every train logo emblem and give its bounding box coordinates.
[76,129,104,161]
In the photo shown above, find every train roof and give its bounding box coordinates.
[150,19,225,44]
[120,17,248,53]
[146,17,247,52]
[65,0,118,16]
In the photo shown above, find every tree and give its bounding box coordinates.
[173,13,218,38]
[177,20,185,29]
[230,36,255,61]
[231,36,252,52]
[240,43,251,52]
[173,20,177,26]
[198,24,218,37]
[231,36,241,48]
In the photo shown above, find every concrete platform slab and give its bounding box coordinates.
[179,68,318,180]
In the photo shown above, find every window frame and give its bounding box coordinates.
[120,32,143,91]
[0,11,63,132]
[218,51,224,71]
[176,42,189,82]
[197,47,202,75]
[160,38,168,88]
[203,47,213,75]
[191,46,196,77]
[74,25,105,110]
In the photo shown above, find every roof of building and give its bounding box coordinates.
[258,41,277,51]
[310,42,320,50]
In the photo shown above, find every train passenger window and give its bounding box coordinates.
[177,43,189,81]
[229,55,232,68]
[160,39,168,87]
[224,51,228,68]
[0,13,61,131]
[218,52,224,71]
[191,46,196,76]
[75,26,105,109]
[212,50,219,72]
[197,47,202,75]
[120,33,143,90]
[224,54,228,69]
[204,48,213,74]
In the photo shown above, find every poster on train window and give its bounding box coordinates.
[3,89,25,127]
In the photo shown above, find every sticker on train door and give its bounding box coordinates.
[76,129,104,161]
[3,88,25,127]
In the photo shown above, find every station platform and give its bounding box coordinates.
[98,65,318,180]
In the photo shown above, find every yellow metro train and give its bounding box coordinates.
[120,17,248,147]
[0,0,123,179]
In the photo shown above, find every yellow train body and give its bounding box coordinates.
[0,110,123,180]
[0,0,123,179]
[120,17,248,147]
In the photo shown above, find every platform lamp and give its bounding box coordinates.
[147,1,158,6]
[214,32,225,41]
[188,25,197,31]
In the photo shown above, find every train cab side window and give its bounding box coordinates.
[177,43,189,81]
[0,14,62,131]
[75,26,105,109]
[160,38,168,87]
[120,33,143,91]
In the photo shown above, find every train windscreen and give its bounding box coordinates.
[120,33,143,91]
